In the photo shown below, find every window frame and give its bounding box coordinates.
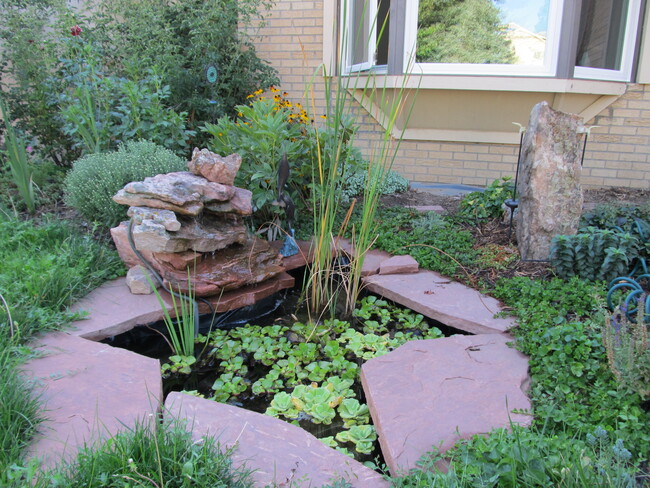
[341,0,644,82]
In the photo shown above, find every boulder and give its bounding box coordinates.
[113,172,236,216]
[187,149,242,186]
[125,265,159,294]
[516,102,584,260]
[157,236,284,297]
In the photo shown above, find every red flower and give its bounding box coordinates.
[70,25,82,36]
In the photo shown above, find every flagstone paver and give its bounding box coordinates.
[23,332,161,470]
[165,392,389,488]
[361,334,532,476]
[363,270,517,334]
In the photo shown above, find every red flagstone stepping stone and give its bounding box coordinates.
[336,238,392,277]
[70,277,170,341]
[361,335,531,476]
[363,270,516,334]
[379,255,419,275]
[165,392,389,488]
[22,332,162,470]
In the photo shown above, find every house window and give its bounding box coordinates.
[343,0,643,81]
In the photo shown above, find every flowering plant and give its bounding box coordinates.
[202,87,362,236]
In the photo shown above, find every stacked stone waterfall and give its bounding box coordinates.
[110,148,284,297]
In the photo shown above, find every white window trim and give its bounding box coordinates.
[342,0,643,82]
[342,0,378,73]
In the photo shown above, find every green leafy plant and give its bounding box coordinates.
[335,425,377,454]
[603,305,650,399]
[161,354,196,377]
[338,399,370,428]
[550,228,641,282]
[340,165,410,202]
[1,99,36,213]
[93,0,279,143]
[211,373,248,402]
[41,418,253,487]
[64,140,186,227]
[457,176,513,223]
[151,275,197,359]
[56,33,194,156]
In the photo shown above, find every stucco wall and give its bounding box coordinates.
[252,0,650,189]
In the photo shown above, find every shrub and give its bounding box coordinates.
[93,0,279,145]
[340,166,410,202]
[457,176,514,223]
[64,141,185,227]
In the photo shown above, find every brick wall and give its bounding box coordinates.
[253,2,650,189]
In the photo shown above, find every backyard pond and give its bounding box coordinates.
[103,282,458,467]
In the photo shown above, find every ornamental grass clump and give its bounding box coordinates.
[64,140,185,227]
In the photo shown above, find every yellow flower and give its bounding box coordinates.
[270,86,279,93]
[320,114,326,119]
[246,94,254,99]
[237,112,243,117]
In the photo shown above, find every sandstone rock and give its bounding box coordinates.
[110,222,155,268]
[363,270,516,334]
[361,335,531,475]
[187,148,241,186]
[165,392,388,488]
[157,236,284,297]
[113,172,236,216]
[379,254,419,275]
[23,332,161,470]
[152,251,202,271]
[131,214,248,253]
[125,265,159,294]
[204,186,253,216]
[516,102,584,260]
[127,206,181,231]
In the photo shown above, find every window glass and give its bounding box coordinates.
[576,0,628,70]
[416,0,552,66]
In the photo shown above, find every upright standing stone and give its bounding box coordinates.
[516,102,584,260]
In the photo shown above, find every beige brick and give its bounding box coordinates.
[454,152,478,161]
[590,169,618,178]
[463,177,488,186]
[488,163,515,171]
[607,143,636,153]
[619,152,648,162]
[608,126,638,135]
[488,146,517,155]
[581,176,605,186]
[628,178,650,189]
[616,170,647,179]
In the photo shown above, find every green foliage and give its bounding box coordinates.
[39,418,253,487]
[0,340,42,485]
[603,307,650,399]
[55,34,193,156]
[393,425,641,488]
[93,0,279,144]
[64,141,186,227]
[0,0,78,166]
[0,217,124,340]
[152,278,197,359]
[416,0,515,64]
[457,176,514,223]
[340,166,410,202]
[0,99,36,213]
[204,93,364,233]
[204,96,312,226]
[492,277,650,458]
[581,203,650,232]
[360,206,477,277]
[550,228,641,282]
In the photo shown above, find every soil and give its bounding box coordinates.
[379,186,650,285]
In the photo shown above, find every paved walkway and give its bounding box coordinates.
[23,246,528,486]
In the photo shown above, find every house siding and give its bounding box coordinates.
[252,1,650,189]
